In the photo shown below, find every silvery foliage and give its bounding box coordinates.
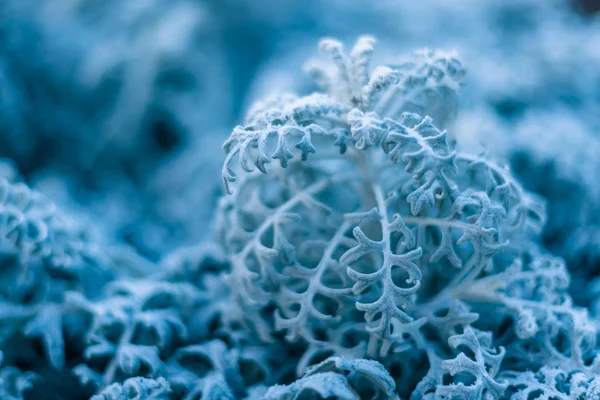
[219,37,600,398]
[91,377,172,400]
[0,160,117,372]
[502,367,600,400]
[0,363,39,400]
[0,160,277,398]
[1,2,600,396]
[263,357,399,400]
[65,243,288,399]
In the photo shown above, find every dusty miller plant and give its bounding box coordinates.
[218,36,598,399]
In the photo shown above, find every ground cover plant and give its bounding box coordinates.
[1,1,600,399]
